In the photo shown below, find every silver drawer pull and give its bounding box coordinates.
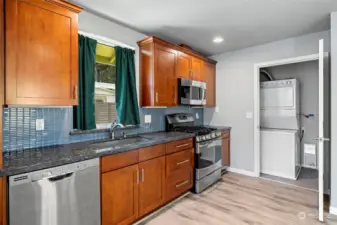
[176,143,189,148]
[176,180,189,188]
[176,159,189,165]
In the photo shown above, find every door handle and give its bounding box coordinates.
[73,85,78,99]
[141,168,144,182]
[314,137,330,142]
[176,159,189,165]
[176,143,189,148]
[48,172,73,182]
[176,180,189,188]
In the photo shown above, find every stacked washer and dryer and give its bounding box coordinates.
[260,79,301,180]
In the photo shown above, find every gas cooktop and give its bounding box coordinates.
[171,126,217,135]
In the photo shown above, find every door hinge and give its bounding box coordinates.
[155,92,158,103]
[73,85,78,99]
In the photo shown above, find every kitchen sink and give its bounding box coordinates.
[90,136,150,153]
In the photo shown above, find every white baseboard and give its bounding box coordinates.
[329,206,337,216]
[301,164,317,170]
[227,167,258,177]
[261,170,298,180]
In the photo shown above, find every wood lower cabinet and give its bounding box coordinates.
[5,0,81,105]
[204,62,216,107]
[222,131,230,167]
[139,156,165,217]
[101,165,139,225]
[101,139,194,225]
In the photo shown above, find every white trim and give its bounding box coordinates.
[260,169,299,181]
[253,53,328,177]
[79,30,135,50]
[329,206,337,216]
[227,167,258,177]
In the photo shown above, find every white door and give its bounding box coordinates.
[318,39,328,222]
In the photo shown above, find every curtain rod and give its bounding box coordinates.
[78,30,136,50]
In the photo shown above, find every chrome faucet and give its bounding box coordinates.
[110,121,125,139]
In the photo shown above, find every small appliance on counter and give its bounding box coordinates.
[166,113,222,193]
[178,78,206,106]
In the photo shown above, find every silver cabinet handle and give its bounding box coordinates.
[314,137,330,142]
[176,159,189,165]
[176,143,189,148]
[136,170,139,184]
[141,168,144,182]
[176,180,189,188]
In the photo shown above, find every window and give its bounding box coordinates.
[95,43,117,129]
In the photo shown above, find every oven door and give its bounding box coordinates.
[195,138,222,180]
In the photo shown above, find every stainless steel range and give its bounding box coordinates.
[166,113,222,193]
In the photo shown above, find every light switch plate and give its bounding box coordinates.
[246,111,253,119]
[195,113,199,119]
[144,115,152,124]
[36,119,44,131]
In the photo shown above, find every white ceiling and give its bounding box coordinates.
[72,0,337,56]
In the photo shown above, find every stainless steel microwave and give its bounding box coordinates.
[178,78,206,106]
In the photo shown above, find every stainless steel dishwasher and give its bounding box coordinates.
[9,158,100,225]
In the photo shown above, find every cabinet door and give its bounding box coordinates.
[177,52,192,79]
[191,57,203,81]
[204,62,216,107]
[6,0,79,105]
[101,165,139,225]
[154,44,177,106]
[139,156,165,217]
[222,135,230,167]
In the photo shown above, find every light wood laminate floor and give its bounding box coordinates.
[144,172,337,225]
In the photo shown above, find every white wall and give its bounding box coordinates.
[78,10,147,96]
[204,31,331,172]
[330,12,337,210]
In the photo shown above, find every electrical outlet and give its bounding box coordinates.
[36,119,44,131]
[195,113,199,119]
[215,107,219,113]
[144,115,152,124]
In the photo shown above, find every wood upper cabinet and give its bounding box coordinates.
[204,62,216,107]
[139,156,165,217]
[101,164,139,225]
[138,38,177,107]
[191,57,204,81]
[154,44,177,106]
[5,0,81,105]
[176,52,192,79]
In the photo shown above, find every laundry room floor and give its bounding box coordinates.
[260,167,318,191]
[141,172,337,225]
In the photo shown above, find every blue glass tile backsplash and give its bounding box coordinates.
[3,107,203,152]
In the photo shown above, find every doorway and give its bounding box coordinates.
[253,39,330,222]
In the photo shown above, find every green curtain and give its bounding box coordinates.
[115,46,140,125]
[73,35,97,130]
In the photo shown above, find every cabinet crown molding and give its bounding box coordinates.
[137,36,217,65]
[46,0,82,13]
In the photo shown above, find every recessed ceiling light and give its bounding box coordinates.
[213,36,224,43]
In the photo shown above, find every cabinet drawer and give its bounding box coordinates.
[139,144,165,162]
[166,169,193,201]
[101,150,139,173]
[166,149,193,175]
[166,138,193,154]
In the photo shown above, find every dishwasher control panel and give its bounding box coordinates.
[9,158,99,186]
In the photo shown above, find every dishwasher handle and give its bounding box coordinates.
[48,172,73,182]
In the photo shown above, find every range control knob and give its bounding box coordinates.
[216,132,222,137]
[202,136,206,141]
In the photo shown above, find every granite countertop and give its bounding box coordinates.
[0,131,195,177]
